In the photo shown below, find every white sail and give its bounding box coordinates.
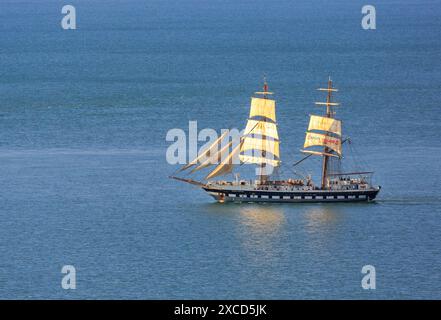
[205,141,243,180]
[244,120,279,140]
[179,130,229,171]
[240,137,279,157]
[308,115,341,136]
[304,131,342,156]
[204,84,281,179]
[239,96,280,167]
[249,97,276,122]
[191,141,233,173]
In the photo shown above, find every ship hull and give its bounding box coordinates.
[202,187,380,203]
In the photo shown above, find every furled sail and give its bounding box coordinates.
[179,130,229,171]
[308,115,341,136]
[300,149,340,158]
[239,154,280,167]
[315,102,340,106]
[304,132,341,156]
[205,141,243,180]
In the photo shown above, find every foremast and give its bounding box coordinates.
[239,78,281,184]
[176,78,281,183]
[255,78,275,183]
[259,80,269,183]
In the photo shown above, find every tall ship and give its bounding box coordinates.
[171,77,381,203]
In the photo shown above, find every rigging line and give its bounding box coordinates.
[348,140,369,172]
[347,143,358,172]
[354,148,367,172]
[201,122,258,178]
[174,125,237,176]
[191,102,256,167]
[292,153,313,167]
[223,94,264,142]
[278,156,309,178]
[293,137,350,168]
[282,166,307,179]
[175,97,265,178]
[357,143,370,169]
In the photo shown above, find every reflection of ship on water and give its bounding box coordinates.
[236,204,344,263]
[237,205,286,264]
[239,205,286,233]
[238,204,342,235]
[304,205,341,230]
[172,77,381,203]
[202,202,286,232]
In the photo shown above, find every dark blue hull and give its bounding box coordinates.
[203,187,380,203]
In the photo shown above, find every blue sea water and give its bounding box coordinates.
[0,0,440,299]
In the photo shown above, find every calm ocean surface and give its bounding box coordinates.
[0,0,440,299]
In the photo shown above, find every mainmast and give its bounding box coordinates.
[320,78,335,189]
[301,77,342,189]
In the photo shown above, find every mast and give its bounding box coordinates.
[321,78,332,189]
[175,79,280,182]
[301,77,341,189]
[319,77,341,189]
[195,78,280,181]
[259,78,269,184]
[238,77,280,182]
